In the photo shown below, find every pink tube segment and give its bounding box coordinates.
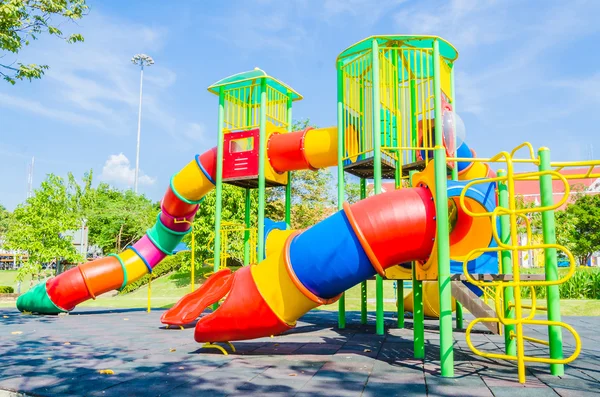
[133,235,167,269]
[160,204,198,232]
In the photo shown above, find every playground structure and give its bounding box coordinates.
[16,35,587,383]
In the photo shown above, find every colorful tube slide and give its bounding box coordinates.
[163,186,438,342]
[16,126,339,315]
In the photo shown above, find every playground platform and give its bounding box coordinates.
[0,308,598,397]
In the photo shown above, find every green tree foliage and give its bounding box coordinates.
[5,173,82,281]
[182,185,258,271]
[0,204,11,245]
[344,175,361,204]
[0,0,88,84]
[557,194,600,266]
[85,183,159,254]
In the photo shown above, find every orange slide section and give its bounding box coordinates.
[160,269,234,326]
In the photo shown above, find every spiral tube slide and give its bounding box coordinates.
[16,126,338,315]
[191,187,437,342]
[16,149,216,314]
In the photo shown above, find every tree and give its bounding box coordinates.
[559,194,600,266]
[5,174,82,281]
[183,184,258,271]
[85,183,159,254]
[344,175,362,204]
[0,0,88,84]
[0,204,11,245]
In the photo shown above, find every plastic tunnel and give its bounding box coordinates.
[16,126,339,315]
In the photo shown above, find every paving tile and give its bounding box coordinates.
[1,307,599,396]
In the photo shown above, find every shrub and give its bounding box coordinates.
[119,254,185,295]
[521,267,600,300]
[0,286,14,294]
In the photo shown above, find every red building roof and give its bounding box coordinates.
[514,166,600,209]
[371,166,600,210]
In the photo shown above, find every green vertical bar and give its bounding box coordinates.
[498,169,516,354]
[214,87,225,273]
[285,93,293,228]
[409,74,424,358]
[410,79,418,159]
[212,87,226,310]
[371,39,385,336]
[243,188,251,266]
[360,178,367,325]
[391,48,399,148]
[450,65,458,181]
[410,170,424,358]
[449,63,461,330]
[337,61,346,329]
[360,281,368,325]
[397,282,404,328]
[455,302,463,329]
[539,148,564,376]
[257,78,267,262]
[433,40,454,377]
[394,151,405,329]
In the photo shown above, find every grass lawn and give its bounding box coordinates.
[0,270,39,293]
[1,269,599,316]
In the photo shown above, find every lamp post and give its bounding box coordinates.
[131,54,154,193]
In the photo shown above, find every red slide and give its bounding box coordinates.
[160,269,234,326]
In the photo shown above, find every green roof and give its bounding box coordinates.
[207,68,302,101]
[337,35,458,65]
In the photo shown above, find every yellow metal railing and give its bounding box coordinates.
[341,47,436,169]
[204,222,257,277]
[223,84,290,133]
[451,142,581,383]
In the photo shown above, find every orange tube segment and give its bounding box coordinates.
[78,256,125,297]
[345,187,436,270]
[268,128,314,173]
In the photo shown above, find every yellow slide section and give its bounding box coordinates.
[304,127,338,169]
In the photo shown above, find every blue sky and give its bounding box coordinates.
[2,0,600,210]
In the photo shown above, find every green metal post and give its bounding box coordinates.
[257,78,267,262]
[285,93,293,228]
[214,87,225,273]
[410,78,418,152]
[409,74,424,358]
[397,282,404,328]
[455,302,463,329]
[360,178,367,325]
[371,38,385,336]
[336,61,346,329]
[497,169,516,354]
[449,64,462,329]
[212,87,226,309]
[410,170,424,358]
[433,40,454,377]
[539,148,564,376]
[394,153,405,328]
[243,188,251,266]
[450,66,458,181]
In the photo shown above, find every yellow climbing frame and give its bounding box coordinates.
[205,222,258,275]
[448,142,583,383]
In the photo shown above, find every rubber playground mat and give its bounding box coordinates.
[1,308,599,396]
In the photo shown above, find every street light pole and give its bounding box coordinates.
[131,54,154,193]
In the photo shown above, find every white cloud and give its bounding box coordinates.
[1,12,201,143]
[183,122,208,142]
[99,153,155,187]
[0,93,107,129]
